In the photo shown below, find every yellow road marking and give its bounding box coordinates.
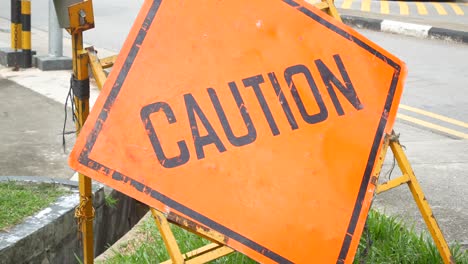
[448,3,464,15]
[361,0,371,12]
[400,104,468,129]
[342,0,353,9]
[397,113,468,139]
[432,2,448,15]
[415,2,428,15]
[381,1,390,14]
[398,2,409,15]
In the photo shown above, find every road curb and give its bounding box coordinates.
[342,15,468,44]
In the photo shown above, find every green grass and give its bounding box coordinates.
[103,210,467,264]
[354,210,468,264]
[103,216,255,264]
[0,181,68,230]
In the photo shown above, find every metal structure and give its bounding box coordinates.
[3,0,29,69]
[56,0,95,262]
[7,0,22,70]
[48,0,63,58]
[10,0,22,51]
[375,132,455,264]
[63,0,453,263]
[20,0,31,68]
[33,0,74,71]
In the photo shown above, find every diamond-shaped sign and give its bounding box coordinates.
[70,0,406,263]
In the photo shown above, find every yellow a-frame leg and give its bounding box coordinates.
[67,1,96,263]
[375,132,455,264]
[150,209,235,264]
[310,0,342,21]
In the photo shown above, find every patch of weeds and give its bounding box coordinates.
[104,216,256,264]
[0,181,69,230]
[104,193,119,209]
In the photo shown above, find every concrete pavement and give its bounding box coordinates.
[0,77,75,179]
[0,2,467,256]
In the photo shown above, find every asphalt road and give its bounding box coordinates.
[358,29,468,138]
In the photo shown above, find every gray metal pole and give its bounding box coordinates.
[48,0,62,57]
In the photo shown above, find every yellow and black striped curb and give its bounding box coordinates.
[342,15,468,44]
[336,0,467,16]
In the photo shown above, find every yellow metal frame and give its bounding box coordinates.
[10,0,22,51]
[311,0,342,22]
[375,132,455,264]
[150,209,235,264]
[66,1,95,263]
[68,1,453,263]
[86,47,107,90]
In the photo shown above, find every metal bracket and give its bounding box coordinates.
[68,0,94,34]
[150,208,234,264]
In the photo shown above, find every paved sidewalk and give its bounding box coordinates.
[0,5,466,253]
[0,77,74,179]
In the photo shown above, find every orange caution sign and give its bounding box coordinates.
[69,0,406,263]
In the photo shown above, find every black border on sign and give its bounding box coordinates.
[77,1,402,263]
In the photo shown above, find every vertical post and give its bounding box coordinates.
[64,0,96,261]
[34,0,72,71]
[10,0,22,50]
[71,31,94,263]
[49,0,63,57]
[20,0,32,68]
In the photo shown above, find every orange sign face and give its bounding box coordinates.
[69,0,406,263]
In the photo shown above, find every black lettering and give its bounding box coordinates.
[243,75,280,136]
[208,84,257,147]
[140,102,190,168]
[315,54,363,116]
[184,93,227,159]
[267,72,299,130]
[284,64,328,124]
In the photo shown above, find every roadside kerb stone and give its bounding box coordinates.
[0,176,148,264]
[342,15,468,44]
